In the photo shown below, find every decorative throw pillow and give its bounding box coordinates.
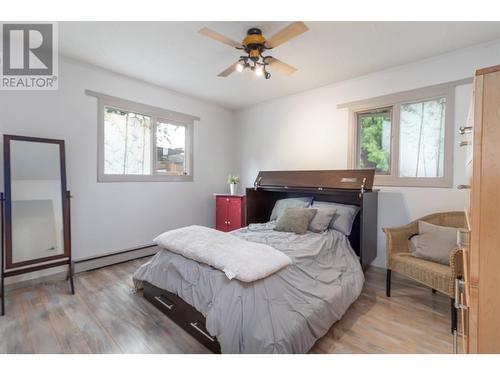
[309,208,337,233]
[269,197,313,221]
[274,207,317,235]
[408,234,419,254]
[413,221,459,265]
[311,201,359,236]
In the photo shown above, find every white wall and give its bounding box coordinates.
[234,40,500,268]
[0,57,235,273]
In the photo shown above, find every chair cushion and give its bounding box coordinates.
[391,253,453,296]
[412,221,459,265]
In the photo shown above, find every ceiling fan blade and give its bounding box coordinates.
[198,27,242,49]
[266,22,309,48]
[217,62,239,77]
[266,57,297,76]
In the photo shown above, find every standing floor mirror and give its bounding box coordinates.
[1,135,74,316]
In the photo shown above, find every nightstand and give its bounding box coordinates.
[214,194,245,232]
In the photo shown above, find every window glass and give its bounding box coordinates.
[399,98,446,178]
[104,107,151,175]
[156,122,186,174]
[357,109,391,174]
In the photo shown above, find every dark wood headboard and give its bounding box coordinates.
[253,169,374,191]
[246,170,378,269]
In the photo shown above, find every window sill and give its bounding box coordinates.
[373,176,453,188]
[98,174,193,183]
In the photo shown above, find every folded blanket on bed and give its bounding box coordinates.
[153,225,292,282]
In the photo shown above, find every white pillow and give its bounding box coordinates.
[311,201,359,236]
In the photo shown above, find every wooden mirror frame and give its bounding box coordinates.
[3,134,70,269]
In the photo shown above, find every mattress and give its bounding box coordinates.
[133,222,364,353]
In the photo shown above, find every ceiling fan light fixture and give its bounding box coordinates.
[202,22,307,80]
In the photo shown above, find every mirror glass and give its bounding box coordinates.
[9,140,64,264]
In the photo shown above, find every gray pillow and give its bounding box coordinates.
[408,234,419,253]
[412,221,459,265]
[270,197,312,221]
[311,201,359,236]
[309,208,337,233]
[274,207,317,235]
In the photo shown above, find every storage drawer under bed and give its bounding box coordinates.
[143,281,221,353]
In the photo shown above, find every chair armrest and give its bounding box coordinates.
[449,247,463,280]
[383,221,418,268]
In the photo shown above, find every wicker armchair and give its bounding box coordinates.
[383,212,465,333]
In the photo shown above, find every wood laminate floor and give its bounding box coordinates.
[0,258,454,354]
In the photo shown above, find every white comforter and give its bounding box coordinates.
[153,225,292,282]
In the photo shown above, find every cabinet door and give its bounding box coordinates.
[216,197,229,231]
[227,197,243,231]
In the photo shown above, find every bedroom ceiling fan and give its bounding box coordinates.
[198,22,309,80]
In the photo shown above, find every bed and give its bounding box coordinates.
[133,170,378,354]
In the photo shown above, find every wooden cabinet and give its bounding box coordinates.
[461,65,500,354]
[215,194,245,232]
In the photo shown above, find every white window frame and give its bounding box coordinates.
[86,90,197,182]
[340,79,472,188]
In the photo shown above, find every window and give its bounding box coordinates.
[357,108,392,174]
[155,121,187,175]
[89,91,197,182]
[104,107,152,175]
[399,98,446,178]
[342,80,467,187]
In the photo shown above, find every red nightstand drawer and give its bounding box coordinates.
[215,194,245,232]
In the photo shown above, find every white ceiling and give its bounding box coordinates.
[59,22,500,109]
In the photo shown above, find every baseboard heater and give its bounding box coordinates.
[5,245,159,291]
[74,245,160,273]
